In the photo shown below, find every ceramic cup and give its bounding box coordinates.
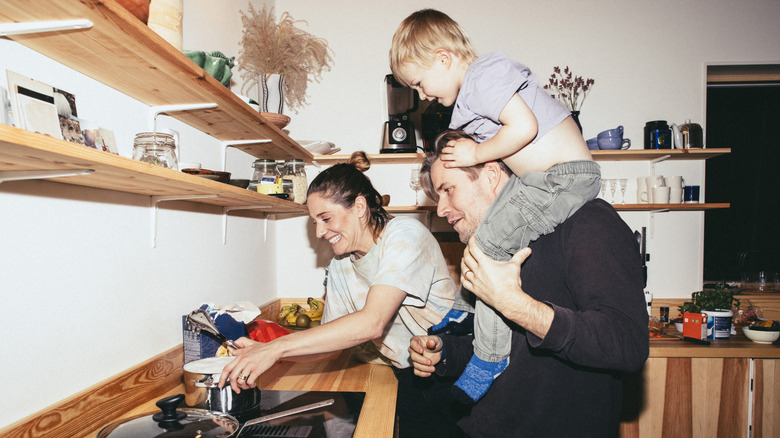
[644,176,665,203]
[597,125,624,138]
[598,137,631,150]
[684,185,700,203]
[653,186,671,203]
[637,177,649,204]
[665,176,685,203]
[586,137,599,150]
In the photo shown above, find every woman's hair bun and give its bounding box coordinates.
[348,151,371,173]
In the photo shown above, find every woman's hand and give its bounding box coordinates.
[442,137,480,168]
[218,337,281,393]
[408,335,443,377]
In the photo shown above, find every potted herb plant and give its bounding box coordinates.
[683,284,740,340]
[237,4,333,114]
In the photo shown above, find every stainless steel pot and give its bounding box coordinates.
[182,357,260,415]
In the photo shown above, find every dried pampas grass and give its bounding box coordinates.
[238,4,333,113]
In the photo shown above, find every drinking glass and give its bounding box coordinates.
[619,178,628,203]
[410,168,421,206]
[600,179,608,200]
[609,179,617,203]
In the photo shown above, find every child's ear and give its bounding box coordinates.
[435,48,452,67]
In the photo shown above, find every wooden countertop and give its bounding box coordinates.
[113,350,397,438]
[2,346,396,438]
[649,332,780,358]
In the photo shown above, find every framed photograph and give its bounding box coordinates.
[6,70,62,139]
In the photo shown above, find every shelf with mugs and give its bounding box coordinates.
[0,124,308,217]
[0,0,313,163]
[312,148,731,166]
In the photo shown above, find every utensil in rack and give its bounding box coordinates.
[186,308,240,351]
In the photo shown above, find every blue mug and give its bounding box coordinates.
[598,125,624,139]
[598,137,631,150]
[586,138,599,150]
[684,185,700,203]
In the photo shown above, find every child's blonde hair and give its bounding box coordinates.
[389,9,477,86]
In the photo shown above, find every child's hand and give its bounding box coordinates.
[442,138,480,168]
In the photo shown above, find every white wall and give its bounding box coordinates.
[272,0,780,303]
[0,0,276,427]
[1,0,779,429]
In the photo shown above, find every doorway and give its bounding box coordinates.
[704,64,780,286]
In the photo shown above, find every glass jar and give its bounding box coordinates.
[249,158,281,193]
[282,159,307,203]
[132,132,178,169]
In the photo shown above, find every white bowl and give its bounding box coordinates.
[742,326,780,344]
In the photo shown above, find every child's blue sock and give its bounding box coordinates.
[428,309,474,336]
[452,355,509,405]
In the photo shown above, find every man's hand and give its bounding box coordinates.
[461,236,553,338]
[461,236,530,310]
[408,335,443,377]
[441,137,480,168]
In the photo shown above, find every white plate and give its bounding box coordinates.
[297,140,338,155]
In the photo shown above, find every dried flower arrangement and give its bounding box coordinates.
[238,4,333,113]
[543,66,595,112]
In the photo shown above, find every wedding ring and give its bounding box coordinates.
[237,374,247,381]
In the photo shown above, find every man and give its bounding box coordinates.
[410,130,649,437]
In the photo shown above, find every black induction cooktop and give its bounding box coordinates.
[236,390,365,438]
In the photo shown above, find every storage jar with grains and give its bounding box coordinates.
[132,132,178,170]
[283,159,307,203]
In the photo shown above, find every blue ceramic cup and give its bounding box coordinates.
[598,137,631,150]
[684,185,700,203]
[597,125,624,139]
[586,138,599,150]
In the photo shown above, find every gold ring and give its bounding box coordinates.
[237,374,247,381]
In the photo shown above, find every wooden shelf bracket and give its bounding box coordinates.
[150,194,218,247]
[0,19,93,36]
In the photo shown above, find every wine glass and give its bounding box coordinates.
[599,179,608,200]
[619,178,628,203]
[608,179,617,204]
[410,167,422,206]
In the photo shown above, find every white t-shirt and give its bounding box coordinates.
[322,217,456,368]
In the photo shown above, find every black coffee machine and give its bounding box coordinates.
[381,74,419,153]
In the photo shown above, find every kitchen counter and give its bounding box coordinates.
[2,346,396,438]
[649,332,780,358]
[106,350,397,438]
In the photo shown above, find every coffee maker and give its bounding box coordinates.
[381,74,418,153]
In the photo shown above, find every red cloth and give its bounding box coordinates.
[247,320,290,343]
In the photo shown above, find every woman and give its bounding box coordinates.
[219,152,464,437]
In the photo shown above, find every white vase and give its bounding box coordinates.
[259,73,284,114]
[147,0,183,50]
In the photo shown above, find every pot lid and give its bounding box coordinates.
[97,394,238,438]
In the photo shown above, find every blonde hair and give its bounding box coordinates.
[389,9,477,86]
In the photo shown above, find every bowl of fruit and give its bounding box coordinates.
[742,320,780,344]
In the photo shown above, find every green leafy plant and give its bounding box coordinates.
[678,284,740,314]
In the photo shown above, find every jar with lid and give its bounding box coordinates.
[282,159,307,203]
[132,132,178,169]
[249,158,281,193]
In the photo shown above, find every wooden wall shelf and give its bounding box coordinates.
[0,0,312,163]
[0,125,307,215]
[313,148,731,165]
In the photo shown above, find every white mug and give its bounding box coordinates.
[664,176,685,203]
[653,186,671,204]
[644,176,665,203]
[636,177,649,204]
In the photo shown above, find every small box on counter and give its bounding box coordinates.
[683,312,708,340]
[182,307,246,364]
